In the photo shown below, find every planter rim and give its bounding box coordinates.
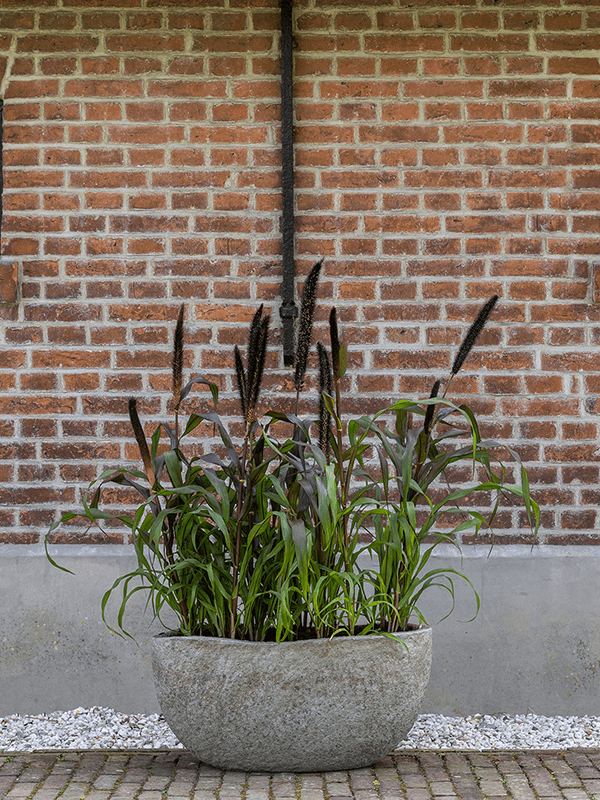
[153,625,430,646]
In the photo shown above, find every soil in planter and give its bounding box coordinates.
[157,623,419,641]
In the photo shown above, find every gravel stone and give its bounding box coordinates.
[1,709,600,752]
[398,714,600,751]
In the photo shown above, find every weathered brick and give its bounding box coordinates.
[0,0,599,546]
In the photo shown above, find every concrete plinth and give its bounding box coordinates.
[0,544,598,716]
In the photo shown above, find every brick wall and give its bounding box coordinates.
[1,0,600,545]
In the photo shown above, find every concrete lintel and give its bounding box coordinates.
[21,542,600,560]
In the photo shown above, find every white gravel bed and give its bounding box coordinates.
[0,707,183,752]
[397,714,600,751]
[1,709,600,752]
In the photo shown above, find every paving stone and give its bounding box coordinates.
[94,773,121,790]
[195,778,220,788]
[219,777,246,789]
[0,762,28,778]
[429,779,459,795]
[376,776,403,790]
[323,771,350,781]
[171,780,197,792]
[575,769,600,779]
[326,782,354,797]
[399,774,428,787]
[271,787,296,796]
[247,776,270,787]
[2,749,600,800]
[247,789,271,799]
[111,788,140,798]
[502,777,536,800]
[143,776,171,789]
[27,792,66,800]
[581,779,600,793]
[62,787,99,800]
[400,789,431,800]
[5,785,39,798]
[555,774,584,789]
[426,768,451,782]
[351,773,380,790]
[299,775,323,788]
[0,778,17,795]
[562,791,592,800]
[478,780,508,796]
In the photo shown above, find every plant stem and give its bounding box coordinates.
[330,374,350,576]
[164,516,190,632]
[230,430,251,639]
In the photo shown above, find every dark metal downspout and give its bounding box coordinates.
[279,0,297,366]
[0,99,3,240]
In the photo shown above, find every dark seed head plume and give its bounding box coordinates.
[329,307,341,382]
[172,304,185,410]
[317,341,333,456]
[245,304,264,408]
[317,341,333,398]
[234,345,247,419]
[294,259,323,394]
[451,295,499,376]
[423,379,441,439]
[247,312,270,420]
[128,397,154,485]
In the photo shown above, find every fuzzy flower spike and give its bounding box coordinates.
[234,305,270,424]
[294,260,323,396]
[451,295,499,377]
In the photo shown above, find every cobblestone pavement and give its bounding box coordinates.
[1,749,599,800]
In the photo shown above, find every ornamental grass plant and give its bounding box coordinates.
[47,262,539,641]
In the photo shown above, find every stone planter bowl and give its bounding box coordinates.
[151,627,432,773]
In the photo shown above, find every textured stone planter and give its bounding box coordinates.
[151,627,432,773]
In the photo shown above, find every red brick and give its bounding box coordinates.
[17,35,98,55]
[405,170,482,188]
[124,57,162,75]
[0,263,19,305]
[445,123,523,143]
[105,33,185,52]
[0,3,598,545]
[365,34,444,52]
[405,80,484,98]
[85,193,123,210]
[462,11,499,29]
[538,33,600,51]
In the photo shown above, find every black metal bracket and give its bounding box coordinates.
[279,0,297,366]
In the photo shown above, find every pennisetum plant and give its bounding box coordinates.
[47,266,538,641]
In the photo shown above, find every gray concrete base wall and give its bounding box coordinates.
[1,544,598,716]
